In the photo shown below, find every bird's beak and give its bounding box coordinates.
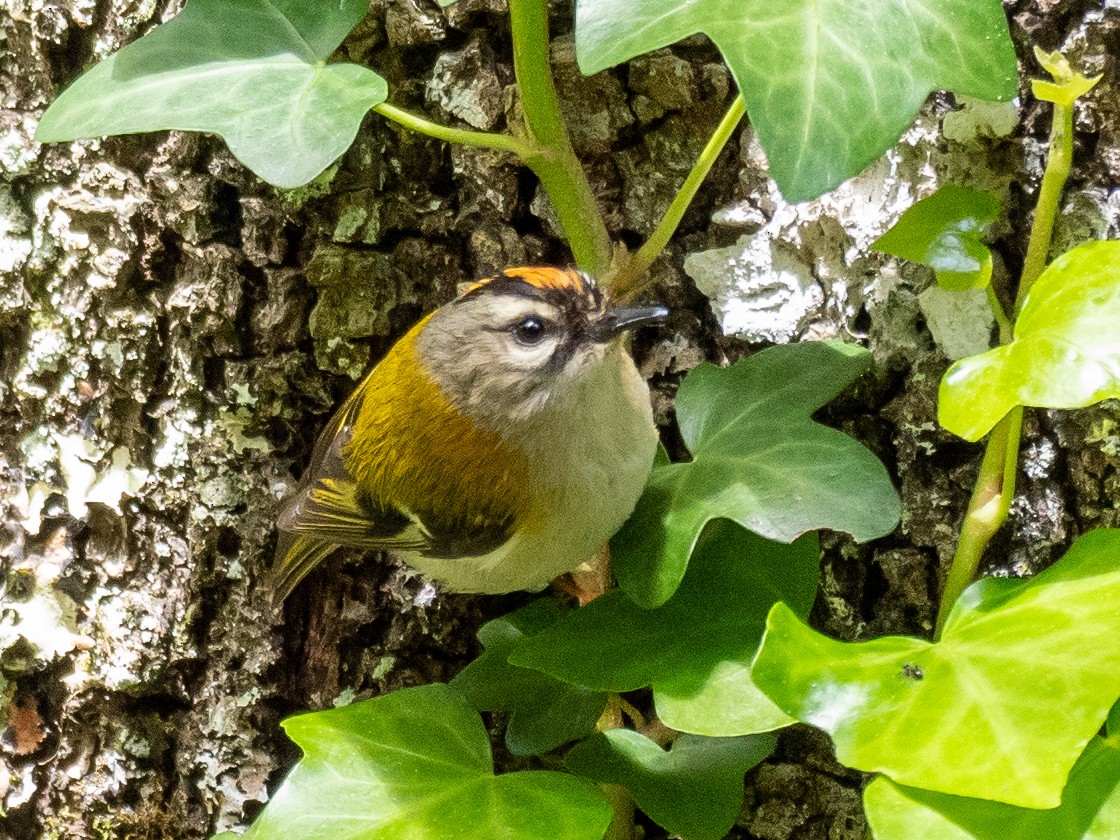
[591,305,669,342]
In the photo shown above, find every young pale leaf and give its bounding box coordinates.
[35,0,386,189]
[566,731,776,840]
[451,600,608,756]
[240,684,611,840]
[753,529,1120,808]
[872,186,1001,291]
[574,0,1015,201]
[513,522,816,736]
[613,341,898,608]
[1032,48,1103,109]
[864,738,1120,840]
[940,241,1120,441]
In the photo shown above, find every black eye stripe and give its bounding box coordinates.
[457,272,603,315]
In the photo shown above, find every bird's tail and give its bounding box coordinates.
[268,532,338,609]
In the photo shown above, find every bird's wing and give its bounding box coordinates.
[268,533,342,606]
[269,385,427,605]
[269,322,534,602]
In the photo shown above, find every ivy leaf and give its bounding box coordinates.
[613,341,898,608]
[451,600,609,756]
[864,738,1120,840]
[753,529,1120,808]
[1032,48,1103,109]
[35,0,386,188]
[656,658,793,737]
[566,731,776,840]
[939,241,1120,441]
[1109,700,1120,740]
[872,186,1001,291]
[513,522,817,736]
[574,0,1015,201]
[239,684,611,840]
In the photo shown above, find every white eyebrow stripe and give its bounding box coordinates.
[486,297,563,324]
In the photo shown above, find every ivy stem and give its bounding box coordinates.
[373,103,530,156]
[1015,78,1074,313]
[935,407,1022,636]
[610,95,746,300]
[986,284,1012,345]
[599,695,635,840]
[936,63,1081,636]
[602,785,636,840]
[508,0,613,276]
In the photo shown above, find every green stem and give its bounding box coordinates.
[373,103,529,156]
[986,284,1012,345]
[935,407,1022,636]
[509,0,613,276]
[1014,88,1073,313]
[937,59,1086,633]
[599,695,635,840]
[602,785,636,840]
[611,95,746,300]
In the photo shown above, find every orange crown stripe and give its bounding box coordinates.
[458,266,593,299]
[501,266,586,292]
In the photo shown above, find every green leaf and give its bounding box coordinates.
[872,186,1001,291]
[242,684,611,840]
[574,0,1016,201]
[1109,700,1120,740]
[753,529,1120,808]
[566,731,776,840]
[939,241,1120,441]
[865,738,1120,840]
[512,522,816,736]
[35,0,386,189]
[451,600,609,756]
[1032,48,1103,108]
[613,341,898,608]
[656,658,793,737]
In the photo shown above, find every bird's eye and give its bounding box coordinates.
[511,316,547,346]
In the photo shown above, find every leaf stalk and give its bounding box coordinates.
[598,695,636,840]
[935,406,1022,636]
[1014,86,1073,313]
[938,51,1090,634]
[602,785,636,840]
[1014,47,1100,311]
[373,103,530,156]
[985,284,1012,344]
[610,95,746,300]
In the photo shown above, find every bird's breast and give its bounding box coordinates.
[510,343,658,535]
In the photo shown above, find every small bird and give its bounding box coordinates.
[269,266,665,603]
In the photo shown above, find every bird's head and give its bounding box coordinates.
[414,266,666,429]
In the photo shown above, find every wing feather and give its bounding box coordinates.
[268,534,340,607]
[270,316,533,603]
[269,379,429,604]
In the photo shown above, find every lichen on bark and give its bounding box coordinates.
[1,1,1117,838]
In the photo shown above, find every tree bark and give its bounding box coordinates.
[1,1,1116,838]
